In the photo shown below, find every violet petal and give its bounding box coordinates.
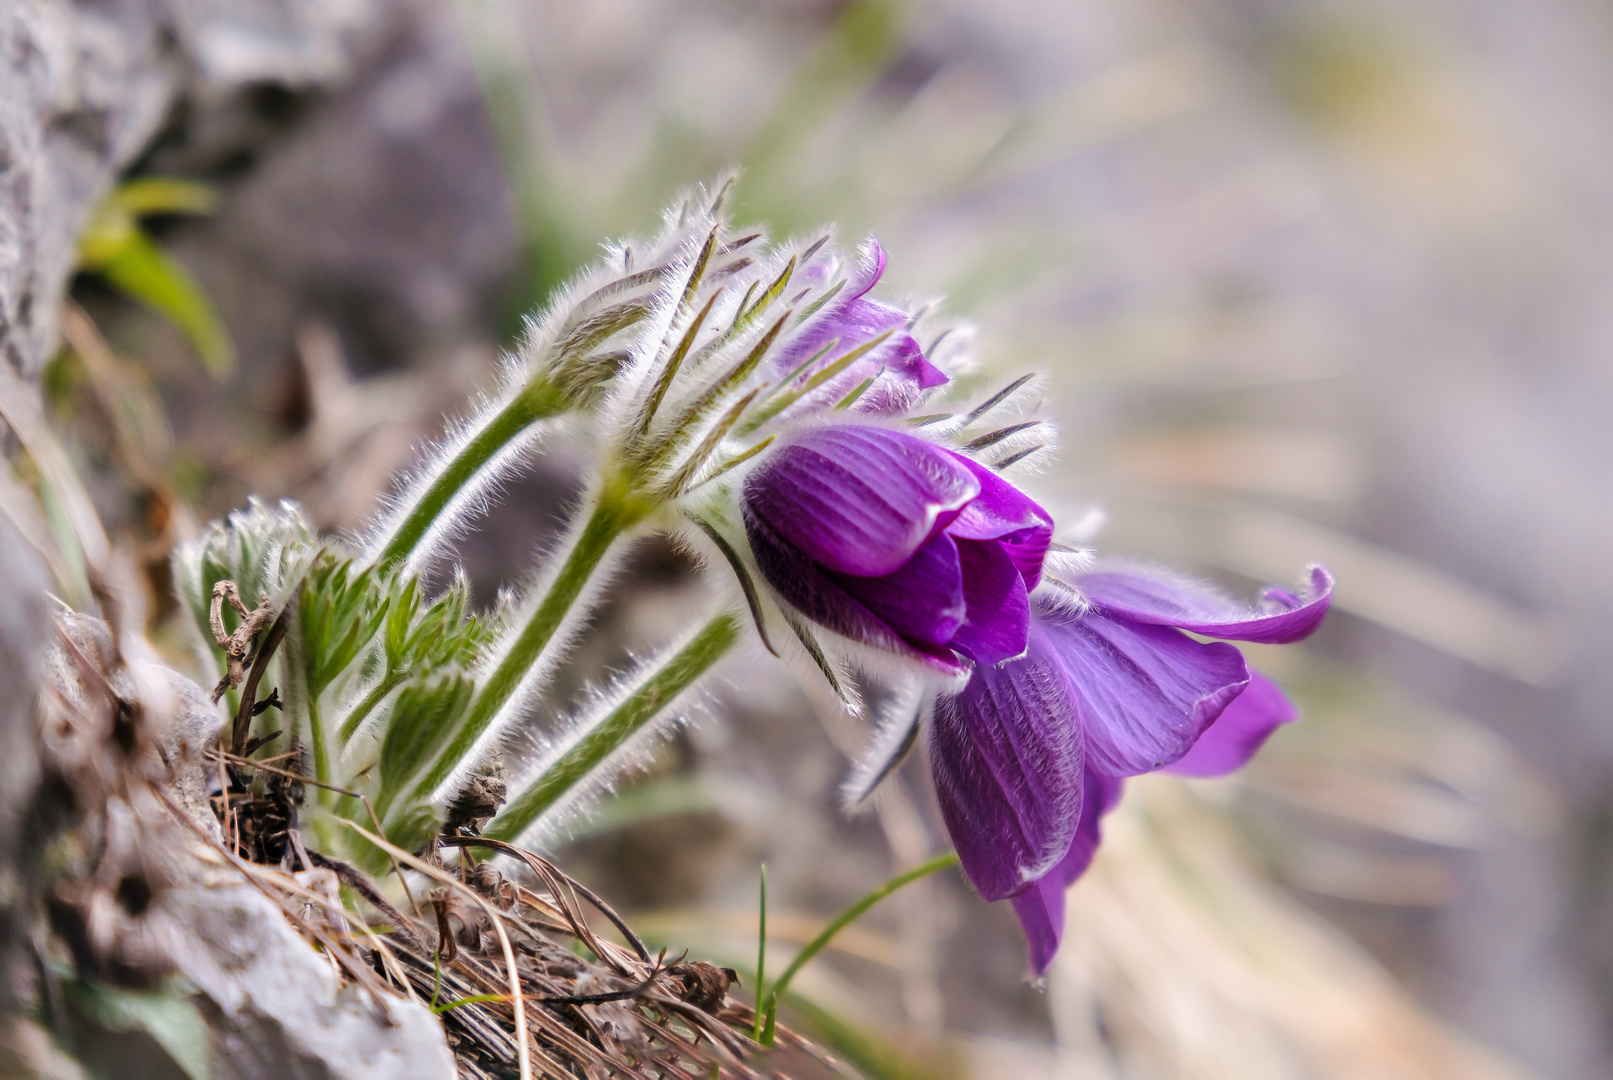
[844,237,888,301]
[744,426,978,577]
[948,538,1031,666]
[745,507,968,675]
[1010,771,1124,975]
[1040,608,1250,776]
[931,629,1084,901]
[831,531,966,648]
[1165,671,1297,778]
[1074,563,1333,645]
[770,238,947,412]
[945,452,1054,588]
[778,298,947,414]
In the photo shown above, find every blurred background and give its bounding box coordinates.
[51,0,1613,1076]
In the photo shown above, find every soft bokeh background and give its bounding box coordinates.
[55,0,1613,1076]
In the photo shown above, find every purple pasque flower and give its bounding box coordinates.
[928,562,1331,971]
[742,423,1053,676]
[771,240,949,414]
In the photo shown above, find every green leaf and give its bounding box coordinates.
[377,676,475,814]
[93,231,235,378]
[753,863,768,1041]
[173,500,317,683]
[301,556,393,703]
[107,177,221,217]
[63,974,212,1080]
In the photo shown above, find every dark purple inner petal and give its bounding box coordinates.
[943,452,1053,588]
[744,505,968,675]
[744,426,978,577]
[1011,771,1123,975]
[948,539,1031,666]
[1165,670,1297,778]
[831,531,966,648]
[931,630,1084,901]
[1008,884,1063,981]
[1074,563,1334,645]
[1040,608,1249,776]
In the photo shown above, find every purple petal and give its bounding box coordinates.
[775,299,947,414]
[832,531,966,648]
[845,237,888,301]
[1165,671,1297,778]
[843,309,948,412]
[771,238,948,415]
[944,452,1054,588]
[1039,608,1249,776]
[931,629,1084,901]
[949,539,1031,666]
[1074,563,1333,645]
[744,426,978,577]
[745,507,968,675]
[1010,771,1124,975]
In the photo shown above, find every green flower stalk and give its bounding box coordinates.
[173,178,983,874]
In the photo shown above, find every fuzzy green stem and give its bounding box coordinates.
[337,672,404,743]
[484,611,741,841]
[409,489,647,804]
[760,851,959,1046]
[374,379,566,572]
[307,696,332,788]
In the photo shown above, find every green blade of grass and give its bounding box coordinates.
[752,863,769,1041]
[760,850,959,1045]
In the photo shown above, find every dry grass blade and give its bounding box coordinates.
[340,821,533,1080]
[442,835,652,966]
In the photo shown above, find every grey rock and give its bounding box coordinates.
[0,0,389,383]
[46,612,225,840]
[42,613,456,1077]
[0,514,48,1013]
[164,864,455,1080]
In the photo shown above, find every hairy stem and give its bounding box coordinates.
[484,611,741,841]
[373,378,566,572]
[409,488,647,803]
[337,672,403,743]
[308,695,331,788]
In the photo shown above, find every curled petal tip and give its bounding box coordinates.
[1074,562,1334,645]
[848,237,888,301]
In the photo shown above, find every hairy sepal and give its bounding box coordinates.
[840,684,931,810]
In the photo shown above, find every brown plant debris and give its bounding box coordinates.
[204,750,845,1079]
[208,578,277,704]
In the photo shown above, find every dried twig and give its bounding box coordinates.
[209,579,278,705]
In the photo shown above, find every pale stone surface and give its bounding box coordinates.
[0,0,385,382]
[167,865,456,1080]
[46,612,225,839]
[0,515,47,1014]
[43,610,456,1078]
[0,2,461,1073]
